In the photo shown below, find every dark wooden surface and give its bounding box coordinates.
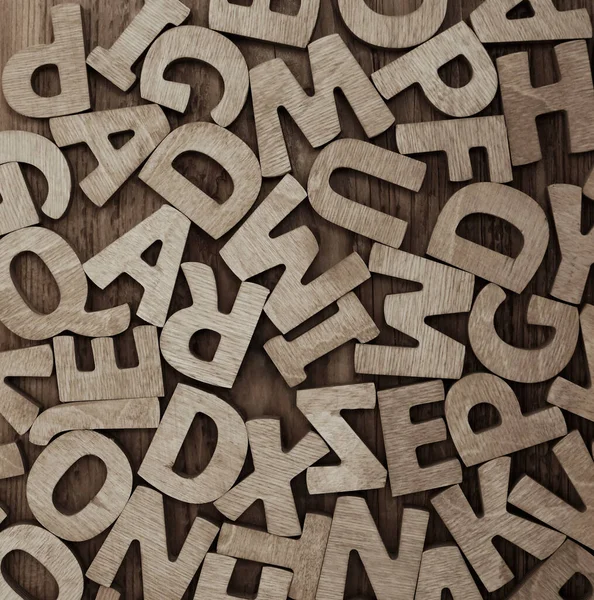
[1,0,594,598]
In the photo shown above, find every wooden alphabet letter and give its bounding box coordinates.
[307,140,426,248]
[138,384,248,504]
[87,486,219,600]
[396,116,513,182]
[220,175,370,334]
[217,513,332,600]
[265,292,379,387]
[0,163,38,235]
[29,397,161,446]
[432,457,565,592]
[208,0,319,48]
[316,496,428,600]
[141,26,248,124]
[87,0,190,91]
[445,373,567,466]
[83,206,190,326]
[378,381,462,497]
[27,430,133,542]
[355,245,474,379]
[337,0,447,48]
[96,588,120,600]
[0,131,71,219]
[415,545,481,600]
[296,383,386,494]
[160,263,268,388]
[250,34,394,177]
[548,184,594,304]
[139,123,261,239]
[194,553,292,600]
[498,40,594,165]
[0,523,84,599]
[372,22,498,117]
[548,305,594,420]
[0,227,130,340]
[1,3,89,118]
[469,284,579,383]
[507,540,594,599]
[471,0,592,43]
[509,430,594,551]
[54,326,164,402]
[50,105,170,207]
[215,419,328,536]
[427,183,549,293]
[0,445,25,481]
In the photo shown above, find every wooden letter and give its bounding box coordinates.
[220,175,370,334]
[160,262,268,388]
[54,326,164,402]
[432,457,565,592]
[50,105,170,207]
[355,245,474,379]
[548,184,594,304]
[27,430,133,542]
[469,284,579,383]
[471,0,592,43]
[0,163,38,235]
[0,345,53,436]
[427,183,549,293]
[96,588,120,600]
[372,22,498,117]
[548,305,594,420]
[139,123,261,239]
[378,381,462,497]
[0,524,84,599]
[0,131,71,219]
[415,545,481,600]
[0,227,130,340]
[83,206,190,326]
[194,553,292,600]
[250,34,394,177]
[509,431,594,551]
[87,0,190,91]
[29,397,161,446]
[265,292,379,387]
[87,486,219,600]
[138,384,248,504]
[141,26,248,124]
[498,40,594,165]
[0,445,25,481]
[208,0,319,48]
[317,496,428,600]
[307,140,426,248]
[215,419,328,536]
[445,373,567,466]
[217,513,332,600]
[507,540,594,599]
[396,116,513,182]
[337,0,447,48]
[296,383,386,494]
[1,4,89,118]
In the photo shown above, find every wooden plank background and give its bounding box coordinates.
[1,0,594,598]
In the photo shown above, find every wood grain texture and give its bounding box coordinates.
[250,34,393,177]
[432,457,565,592]
[337,0,447,48]
[395,116,513,183]
[498,40,594,165]
[427,183,549,293]
[296,383,387,494]
[378,381,462,497]
[54,326,164,402]
[1,3,89,118]
[0,162,39,235]
[140,25,248,122]
[3,1,594,599]
[355,244,474,379]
